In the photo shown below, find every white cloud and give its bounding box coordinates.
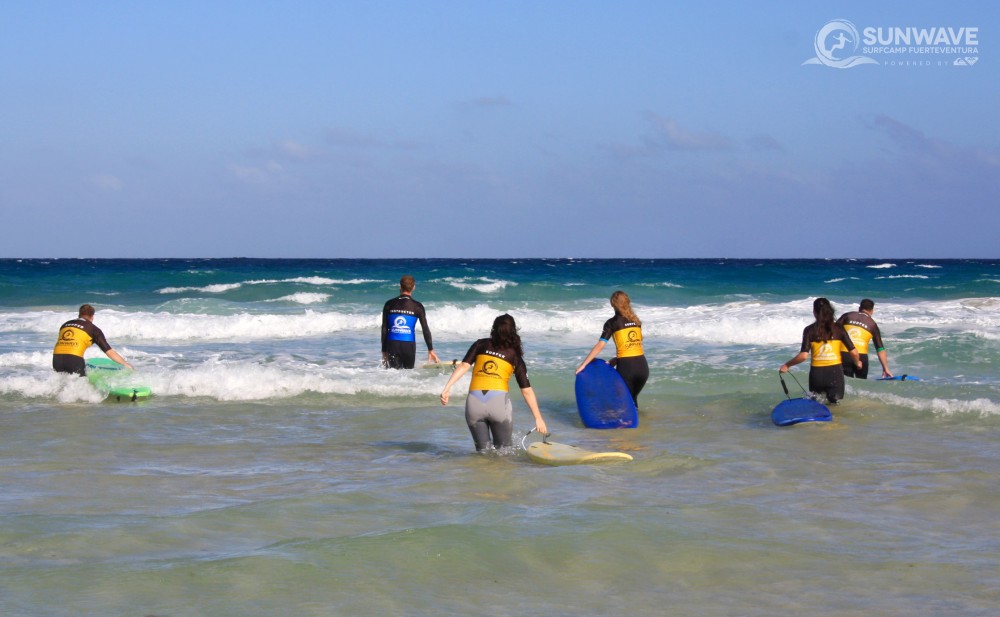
[645,113,731,151]
[228,160,285,185]
[90,173,124,191]
[275,139,315,160]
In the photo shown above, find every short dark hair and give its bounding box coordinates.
[79,304,95,317]
[399,275,415,293]
[859,298,875,311]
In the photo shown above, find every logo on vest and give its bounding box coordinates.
[479,360,501,378]
[390,315,412,335]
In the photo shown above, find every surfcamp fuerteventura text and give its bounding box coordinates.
[804,19,980,69]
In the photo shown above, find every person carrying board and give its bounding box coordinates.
[575,290,649,408]
[440,314,548,452]
[779,297,862,404]
[52,304,132,376]
[837,298,892,380]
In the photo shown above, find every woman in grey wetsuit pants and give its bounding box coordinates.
[440,314,548,452]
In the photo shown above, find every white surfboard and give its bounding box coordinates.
[526,440,633,466]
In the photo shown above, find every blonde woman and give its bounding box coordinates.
[575,291,649,407]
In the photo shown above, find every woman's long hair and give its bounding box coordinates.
[610,290,641,326]
[490,314,524,356]
[810,297,836,342]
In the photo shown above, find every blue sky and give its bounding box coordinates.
[2,1,997,258]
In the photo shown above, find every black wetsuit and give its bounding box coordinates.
[52,318,112,376]
[799,323,856,403]
[837,311,885,379]
[461,338,531,451]
[380,294,434,369]
[601,314,649,407]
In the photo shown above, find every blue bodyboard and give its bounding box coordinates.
[771,398,832,427]
[575,360,638,429]
[878,374,921,382]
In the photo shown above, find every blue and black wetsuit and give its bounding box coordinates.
[381,294,434,369]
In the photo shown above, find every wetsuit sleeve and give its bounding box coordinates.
[380,301,390,352]
[90,324,113,353]
[513,354,531,389]
[462,340,483,365]
[600,317,615,342]
[799,326,811,354]
[871,324,885,351]
[417,302,433,350]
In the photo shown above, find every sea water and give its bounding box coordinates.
[0,258,998,616]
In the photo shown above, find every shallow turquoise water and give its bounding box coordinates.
[1,259,998,615]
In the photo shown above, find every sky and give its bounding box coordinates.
[1,1,997,259]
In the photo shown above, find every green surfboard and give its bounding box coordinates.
[86,358,152,402]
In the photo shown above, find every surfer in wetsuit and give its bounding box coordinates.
[52,304,132,376]
[381,275,440,369]
[779,297,862,404]
[575,290,650,408]
[837,299,892,379]
[439,314,548,452]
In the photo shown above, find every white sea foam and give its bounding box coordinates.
[916,264,943,269]
[143,360,452,402]
[860,391,1000,417]
[435,277,516,293]
[156,277,383,294]
[638,301,806,345]
[0,351,455,403]
[867,263,897,269]
[875,275,930,280]
[268,293,330,305]
[158,283,244,294]
[277,277,384,285]
[0,350,51,367]
[5,297,998,348]
[0,370,106,403]
[1,309,375,342]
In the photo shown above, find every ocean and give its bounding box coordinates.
[1,258,998,616]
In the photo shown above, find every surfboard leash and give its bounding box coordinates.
[520,428,553,451]
[520,430,533,451]
[779,372,809,399]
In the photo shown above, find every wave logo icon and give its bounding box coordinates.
[803,19,879,68]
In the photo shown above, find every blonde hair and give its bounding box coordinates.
[610,291,640,326]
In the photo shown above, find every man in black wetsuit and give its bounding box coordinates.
[52,304,132,376]
[380,275,440,369]
[837,298,893,379]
